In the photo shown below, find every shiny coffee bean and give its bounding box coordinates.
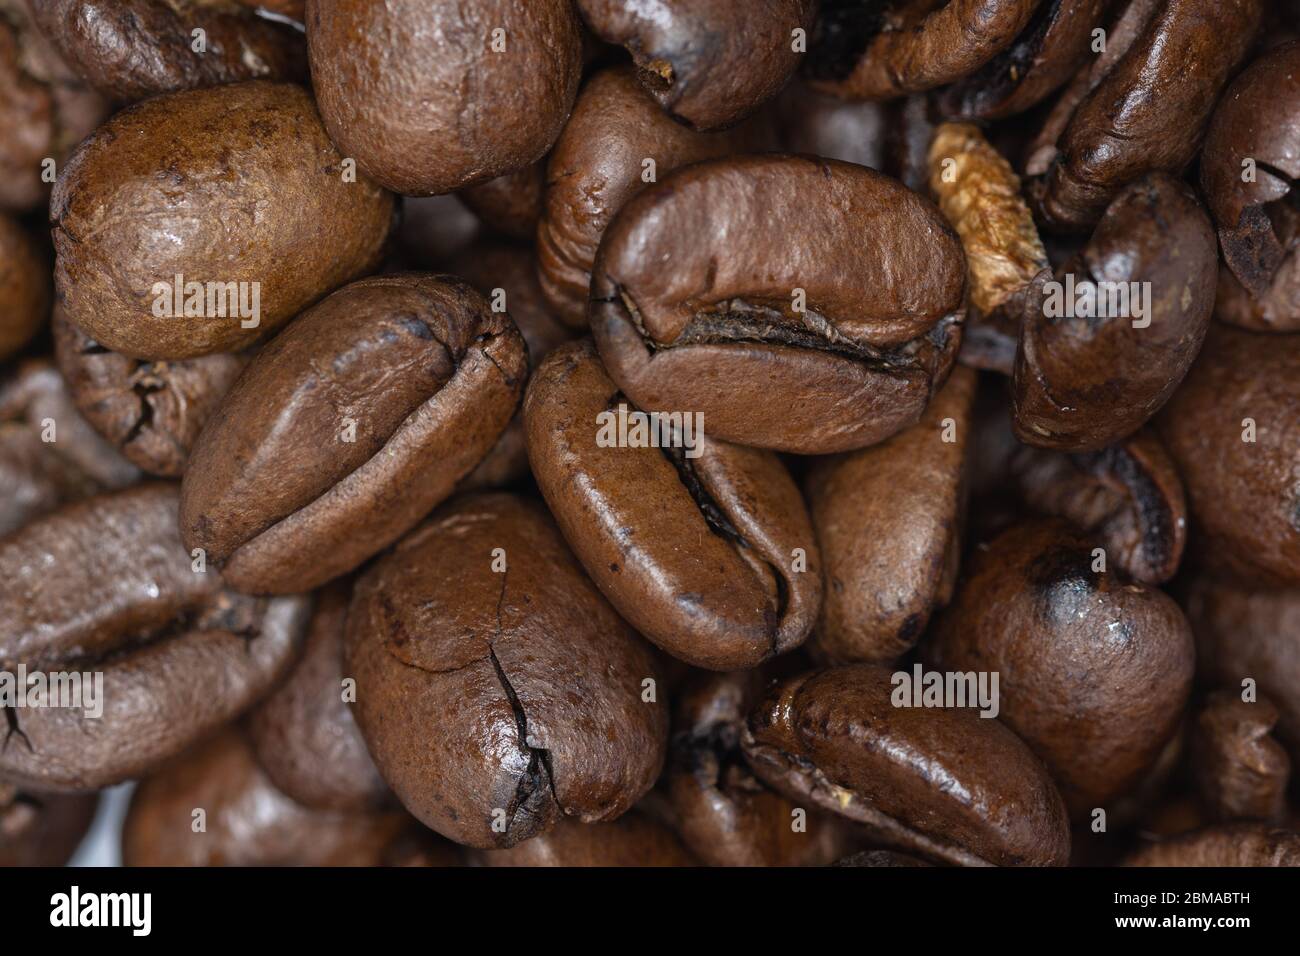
[0,484,309,791]
[52,310,247,478]
[575,0,814,131]
[537,65,755,327]
[741,664,1071,866]
[122,728,418,867]
[345,493,668,849]
[1200,39,1300,332]
[667,669,861,867]
[591,154,966,454]
[306,0,582,196]
[1157,324,1300,587]
[246,581,390,813]
[1013,174,1217,450]
[0,359,139,537]
[526,339,821,670]
[0,784,97,866]
[0,0,107,213]
[51,80,394,360]
[807,365,977,664]
[29,0,305,103]
[808,0,1040,101]
[180,274,527,594]
[928,519,1194,817]
[1028,0,1262,231]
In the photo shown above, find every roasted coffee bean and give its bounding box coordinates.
[0,784,96,866]
[246,581,390,813]
[51,80,393,360]
[591,154,966,454]
[537,65,754,327]
[459,160,547,242]
[667,669,860,867]
[345,493,668,849]
[1013,174,1217,451]
[0,212,48,361]
[0,484,309,791]
[1006,427,1187,585]
[28,0,305,103]
[807,366,976,664]
[939,0,1113,120]
[1200,39,1300,332]
[1124,823,1300,867]
[180,274,527,594]
[469,812,695,867]
[446,241,576,492]
[0,0,107,213]
[1183,575,1300,767]
[927,519,1194,817]
[1157,324,1300,587]
[526,339,820,670]
[575,0,814,131]
[1027,0,1262,232]
[306,0,582,196]
[122,728,419,867]
[0,359,139,536]
[1191,690,1290,824]
[808,0,1040,101]
[52,310,247,478]
[741,664,1071,866]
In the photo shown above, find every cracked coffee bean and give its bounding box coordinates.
[0,358,139,536]
[180,274,527,594]
[0,0,107,213]
[0,783,96,866]
[52,309,247,478]
[525,339,821,670]
[1200,39,1300,333]
[345,493,668,850]
[0,483,310,791]
[51,80,394,360]
[740,663,1072,866]
[246,580,391,814]
[122,727,428,867]
[926,519,1195,818]
[590,154,966,454]
[306,0,582,196]
[575,0,815,131]
[28,0,305,103]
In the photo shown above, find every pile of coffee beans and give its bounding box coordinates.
[2,0,1299,868]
